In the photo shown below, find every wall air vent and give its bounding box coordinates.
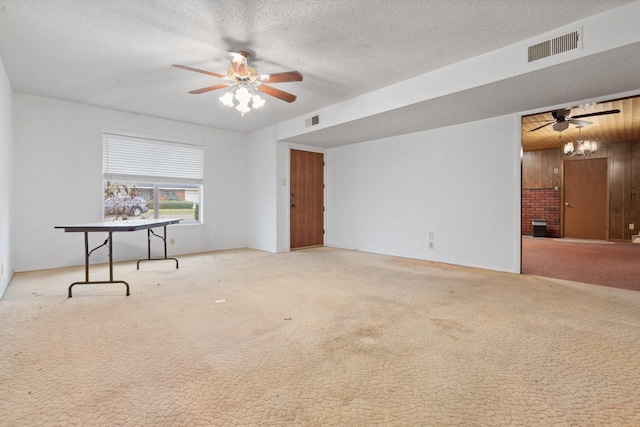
[527,28,582,63]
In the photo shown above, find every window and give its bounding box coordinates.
[102,131,204,224]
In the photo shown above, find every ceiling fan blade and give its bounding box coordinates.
[570,109,621,119]
[188,83,231,94]
[257,85,297,103]
[567,119,593,127]
[228,51,248,77]
[258,71,303,83]
[172,64,227,79]
[528,122,554,132]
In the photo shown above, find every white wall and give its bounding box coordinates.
[275,141,292,252]
[13,94,248,271]
[0,56,13,296]
[246,131,327,254]
[246,126,278,252]
[326,115,522,273]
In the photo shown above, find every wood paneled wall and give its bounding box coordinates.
[522,148,564,190]
[522,140,640,240]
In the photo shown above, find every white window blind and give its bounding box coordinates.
[103,133,203,184]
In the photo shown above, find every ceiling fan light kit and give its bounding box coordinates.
[219,85,266,115]
[173,50,303,116]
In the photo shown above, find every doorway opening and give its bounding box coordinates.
[520,95,640,290]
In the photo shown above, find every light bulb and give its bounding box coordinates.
[252,95,265,108]
[219,92,234,107]
[236,102,250,116]
[234,87,252,103]
[564,142,574,154]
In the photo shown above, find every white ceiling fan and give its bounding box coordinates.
[173,51,303,114]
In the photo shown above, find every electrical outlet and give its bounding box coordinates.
[429,241,434,249]
[629,224,635,230]
[170,238,175,245]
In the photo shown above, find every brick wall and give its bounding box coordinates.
[522,188,561,237]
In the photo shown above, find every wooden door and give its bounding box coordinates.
[563,158,608,239]
[290,150,324,249]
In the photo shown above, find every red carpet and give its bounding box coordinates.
[521,236,640,291]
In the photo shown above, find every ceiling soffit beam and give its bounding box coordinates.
[282,42,640,148]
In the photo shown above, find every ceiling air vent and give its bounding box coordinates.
[527,28,582,63]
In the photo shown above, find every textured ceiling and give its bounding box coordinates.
[0,0,637,140]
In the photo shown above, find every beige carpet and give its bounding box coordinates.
[1,247,639,426]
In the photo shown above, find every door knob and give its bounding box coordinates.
[565,202,570,206]
[291,203,296,208]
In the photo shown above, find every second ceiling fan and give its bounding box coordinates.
[528,107,620,133]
